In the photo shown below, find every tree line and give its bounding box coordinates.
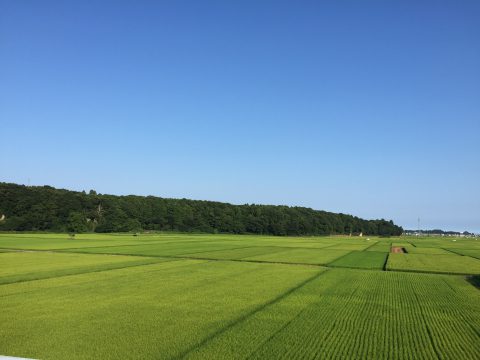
[0,182,403,236]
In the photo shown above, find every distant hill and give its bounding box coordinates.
[0,182,403,236]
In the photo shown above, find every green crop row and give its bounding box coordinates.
[186,269,480,359]
[387,253,480,275]
[329,251,387,269]
[1,233,479,359]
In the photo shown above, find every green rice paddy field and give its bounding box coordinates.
[0,233,479,359]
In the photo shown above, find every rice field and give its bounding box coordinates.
[243,248,349,265]
[329,250,387,269]
[0,233,479,359]
[387,253,480,274]
[445,248,480,260]
[0,251,167,285]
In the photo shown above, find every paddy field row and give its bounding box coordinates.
[0,233,479,359]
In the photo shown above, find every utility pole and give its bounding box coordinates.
[417,217,421,236]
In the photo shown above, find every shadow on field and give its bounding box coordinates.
[466,275,480,290]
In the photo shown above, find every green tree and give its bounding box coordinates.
[67,212,88,233]
[0,182,404,236]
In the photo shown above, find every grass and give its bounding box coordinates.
[364,241,391,252]
[0,259,321,359]
[181,246,291,260]
[0,251,169,284]
[445,248,480,260]
[61,241,245,257]
[326,243,372,251]
[186,269,480,360]
[0,233,479,359]
[243,248,350,265]
[405,246,452,254]
[328,250,387,269]
[387,253,480,274]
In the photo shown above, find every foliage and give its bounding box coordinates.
[67,212,88,233]
[0,182,403,236]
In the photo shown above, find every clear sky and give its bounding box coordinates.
[1,1,479,232]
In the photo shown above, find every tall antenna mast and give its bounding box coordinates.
[417,217,421,235]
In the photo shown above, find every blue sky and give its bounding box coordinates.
[1,1,479,232]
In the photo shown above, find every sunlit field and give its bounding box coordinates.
[1,233,479,359]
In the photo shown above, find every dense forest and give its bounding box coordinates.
[0,182,403,236]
